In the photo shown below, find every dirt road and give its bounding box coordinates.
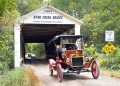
[30,61,120,86]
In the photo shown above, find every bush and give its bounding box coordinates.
[0,66,41,86]
[0,61,9,75]
[84,44,98,57]
[0,10,20,75]
[85,44,120,71]
[100,46,120,70]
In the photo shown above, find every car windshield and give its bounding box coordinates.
[61,37,83,50]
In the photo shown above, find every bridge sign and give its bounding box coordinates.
[102,42,116,54]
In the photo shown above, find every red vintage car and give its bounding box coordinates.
[49,35,100,82]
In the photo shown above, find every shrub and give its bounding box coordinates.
[0,61,9,75]
[84,44,98,57]
[100,46,120,70]
[84,44,120,71]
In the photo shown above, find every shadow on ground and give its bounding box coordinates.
[24,59,48,64]
[51,73,92,82]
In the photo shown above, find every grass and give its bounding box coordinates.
[100,68,120,79]
[98,56,120,79]
[0,66,41,86]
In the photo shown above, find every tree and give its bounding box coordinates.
[81,0,120,50]
[0,0,20,74]
[16,0,43,15]
[0,0,17,16]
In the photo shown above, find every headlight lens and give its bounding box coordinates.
[66,58,71,65]
[62,53,66,59]
[85,57,89,62]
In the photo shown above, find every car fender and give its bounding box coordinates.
[49,59,56,69]
[83,58,97,68]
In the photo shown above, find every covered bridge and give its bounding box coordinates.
[14,5,83,67]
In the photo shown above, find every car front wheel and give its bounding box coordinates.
[91,61,100,79]
[57,63,63,82]
[49,63,53,76]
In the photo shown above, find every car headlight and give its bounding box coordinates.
[62,53,66,59]
[66,58,71,65]
[85,57,89,62]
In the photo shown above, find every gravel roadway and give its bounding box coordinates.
[29,60,120,86]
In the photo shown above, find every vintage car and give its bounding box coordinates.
[49,35,100,82]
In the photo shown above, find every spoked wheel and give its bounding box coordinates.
[91,61,100,79]
[49,63,53,76]
[57,63,63,82]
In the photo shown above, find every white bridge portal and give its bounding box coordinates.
[14,5,83,67]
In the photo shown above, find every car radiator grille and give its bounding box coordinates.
[72,57,83,66]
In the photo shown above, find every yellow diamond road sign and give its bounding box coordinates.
[102,42,116,54]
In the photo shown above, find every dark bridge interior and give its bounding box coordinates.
[21,24,74,61]
[21,24,74,43]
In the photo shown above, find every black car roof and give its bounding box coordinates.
[52,35,84,44]
[53,35,84,42]
[54,35,84,39]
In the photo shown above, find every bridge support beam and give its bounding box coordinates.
[75,23,80,35]
[14,24,21,67]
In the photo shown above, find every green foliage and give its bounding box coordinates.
[50,0,72,16]
[0,66,41,86]
[25,43,45,59]
[1,10,20,26]
[0,41,5,51]
[0,0,17,16]
[84,44,97,57]
[85,45,120,71]
[16,0,43,15]
[51,0,120,52]
[0,61,9,75]
[81,0,120,50]
[100,46,120,70]
[0,9,20,75]
[0,28,14,74]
